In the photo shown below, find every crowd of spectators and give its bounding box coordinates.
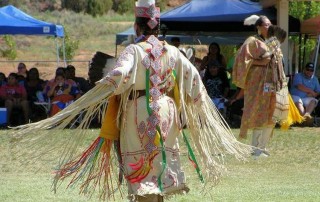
[170,39,245,126]
[2,42,319,128]
[171,38,320,127]
[0,63,90,126]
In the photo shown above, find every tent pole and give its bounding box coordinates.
[302,35,308,72]
[313,34,320,77]
[56,37,60,67]
[62,37,67,67]
[298,34,302,73]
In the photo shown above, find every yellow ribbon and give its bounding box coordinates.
[280,94,304,130]
[99,95,120,153]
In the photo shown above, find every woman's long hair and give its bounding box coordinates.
[208,42,224,64]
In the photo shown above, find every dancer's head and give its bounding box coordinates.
[134,0,160,37]
[244,15,271,39]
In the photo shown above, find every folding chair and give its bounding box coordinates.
[34,91,51,118]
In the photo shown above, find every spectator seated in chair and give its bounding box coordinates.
[0,72,29,125]
[202,60,230,116]
[16,62,28,86]
[0,72,7,108]
[200,42,227,72]
[0,72,7,87]
[65,65,90,97]
[290,62,320,121]
[24,67,46,122]
[45,72,74,117]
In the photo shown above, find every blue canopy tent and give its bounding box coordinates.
[116,27,246,46]
[0,5,65,64]
[115,27,246,57]
[160,0,300,35]
[116,0,300,54]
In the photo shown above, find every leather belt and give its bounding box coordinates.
[253,64,267,67]
[128,90,146,100]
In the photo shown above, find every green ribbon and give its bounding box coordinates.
[172,69,204,183]
[182,130,204,183]
[146,68,167,191]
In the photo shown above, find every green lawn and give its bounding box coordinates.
[1,127,320,202]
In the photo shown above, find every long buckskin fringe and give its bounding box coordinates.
[9,83,125,200]
[9,80,252,199]
[183,94,252,186]
[53,137,122,201]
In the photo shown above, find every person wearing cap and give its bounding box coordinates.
[10,0,251,201]
[290,62,320,119]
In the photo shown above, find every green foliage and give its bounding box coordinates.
[0,35,17,60]
[58,29,79,61]
[61,0,113,17]
[86,0,112,17]
[116,0,134,14]
[61,0,87,13]
[157,0,166,11]
[0,0,26,7]
[289,2,320,67]
[29,0,59,11]
[221,45,236,64]
[113,0,166,14]
[289,1,320,20]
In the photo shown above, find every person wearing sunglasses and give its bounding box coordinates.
[290,62,320,120]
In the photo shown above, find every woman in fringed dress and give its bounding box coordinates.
[11,1,252,201]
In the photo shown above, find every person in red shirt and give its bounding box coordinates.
[0,72,29,125]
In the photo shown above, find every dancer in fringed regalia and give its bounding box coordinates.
[10,1,252,201]
[233,15,303,159]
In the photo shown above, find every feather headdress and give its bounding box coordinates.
[243,15,260,26]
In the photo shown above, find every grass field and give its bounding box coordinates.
[0,127,320,202]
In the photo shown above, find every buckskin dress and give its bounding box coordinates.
[11,35,251,200]
[233,35,277,138]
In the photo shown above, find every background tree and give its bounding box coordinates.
[86,0,112,17]
[157,0,166,11]
[61,0,87,13]
[289,1,320,67]
[0,0,26,7]
[58,28,79,62]
[29,0,60,11]
[113,0,168,15]
[0,36,17,60]
[115,0,134,14]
